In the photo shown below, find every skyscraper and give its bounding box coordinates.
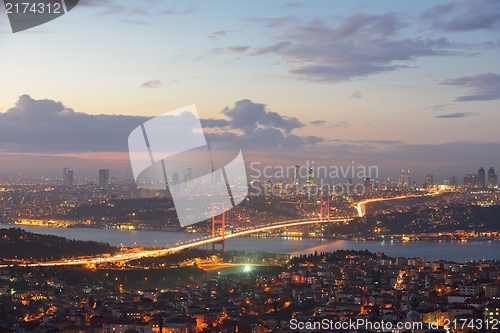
[186,167,193,182]
[266,180,272,195]
[99,169,109,185]
[63,167,73,186]
[385,177,391,191]
[398,169,405,188]
[293,166,300,186]
[172,172,180,185]
[488,167,498,188]
[425,174,433,189]
[464,174,473,187]
[405,170,411,188]
[307,167,314,185]
[478,167,485,188]
[449,175,458,188]
[364,178,372,194]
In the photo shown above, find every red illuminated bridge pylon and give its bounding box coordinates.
[319,192,331,238]
[211,202,226,253]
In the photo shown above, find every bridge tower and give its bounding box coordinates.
[211,202,226,253]
[319,192,331,238]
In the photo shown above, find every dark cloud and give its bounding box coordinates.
[422,0,500,32]
[440,72,500,101]
[201,99,322,149]
[215,13,490,82]
[220,100,303,133]
[206,30,230,41]
[435,112,476,118]
[222,46,251,54]
[310,120,325,126]
[140,80,163,88]
[0,96,321,154]
[351,91,362,98]
[334,122,349,128]
[200,118,231,128]
[0,95,148,152]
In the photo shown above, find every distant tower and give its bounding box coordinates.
[186,167,193,182]
[293,166,300,186]
[425,174,433,189]
[63,168,73,186]
[364,178,372,194]
[308,167,314,185]
[398,169,405,188]
[405,170,411,188]
[171,172,180,185]
[449,175,458,188]
[488,167,497,188]
[464,174,472,187]
[266,180,273,195]
[478,167,486,188]
[471,174,478,188]
[99,169,109,185]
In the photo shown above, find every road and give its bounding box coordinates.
[1,218,350,268]
[355,191,441,217]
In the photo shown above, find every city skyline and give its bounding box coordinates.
[0,1,499,180]
[44,164,500,189]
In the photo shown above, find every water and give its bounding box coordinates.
[1,224,499,262]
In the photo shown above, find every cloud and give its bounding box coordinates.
[0,95,148,153]
[201,99,322,149]
[440,72,500,101]
[334,122,349,128]
[215,13,485,82]
[206,30,230,41]
[140,80,163,88]
[431,104,453,111]
[351,91,362,98]
[220,46,251,54]
[201,99,308,136]
[220,99,303,133]
[434,112,476,118]
[0,96,321,154]
[422,0,500,32]
[310,120,325,126]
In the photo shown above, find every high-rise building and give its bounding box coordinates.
[186,167,193,182]
[449,175,458,188]
[266,180,272,195]
[464,174,473,187]
[171,172,180,185]
[63,167,73,186]
[307,167,314,185]
[398,170,405,188]
[477,167,485,188]
[99,169,109,185]
[488,167,497,188]
[293,166,299,186]
[405,170,411,188]
[425,174,433,189]
[364,178,372,194]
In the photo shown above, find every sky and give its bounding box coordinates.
[0,0,499,183]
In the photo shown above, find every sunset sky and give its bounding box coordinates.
[0,0,499,182]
